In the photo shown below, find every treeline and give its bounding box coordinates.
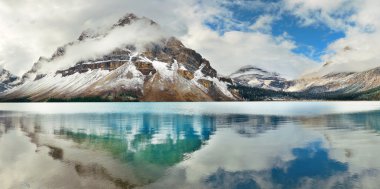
[0,97,32,102]
[229,85,298,101]
[47,96,111,102]
[229,85,378,101]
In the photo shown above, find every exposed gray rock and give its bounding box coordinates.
[0,67,19,93]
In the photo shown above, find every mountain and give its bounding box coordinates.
[0,67,19,93]
[284,66,380,99]
[229,64,380,100]
[230,65,288,91]
[287,60,380,94]
[285,46,380,95]
[0,14,236,102]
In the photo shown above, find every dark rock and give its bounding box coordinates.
[34,74,46,81]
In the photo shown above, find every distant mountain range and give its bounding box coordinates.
[1,13,380,102]
[230,65,380,101]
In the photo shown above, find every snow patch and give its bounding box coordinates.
[192,64,234,98]
[139,56,179,81]
[100,62,144,91]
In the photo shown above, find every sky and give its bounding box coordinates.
[0,0,379,79]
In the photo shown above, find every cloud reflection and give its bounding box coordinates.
[1,105,380,188]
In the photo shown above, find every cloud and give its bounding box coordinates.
[182,25,318,78]
[39,19,167,73]
[283,0,356,31]
[249,15,275,33]
[297,0,380,76]
[310,29,380,76]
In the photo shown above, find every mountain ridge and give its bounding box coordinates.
[0,13,236,102]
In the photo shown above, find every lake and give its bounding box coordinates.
[1,102,380,189]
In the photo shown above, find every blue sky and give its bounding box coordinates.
[205,2,347,61]
[272,13,346,61]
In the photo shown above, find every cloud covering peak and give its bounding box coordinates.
[299,0,380,77]
[38,15,166,74]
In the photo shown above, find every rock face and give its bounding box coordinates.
[0,14,236,102]
[0,67,19,93]
[230,65,288,91]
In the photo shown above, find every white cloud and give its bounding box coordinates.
[40,19,167,73]
[182,23,317,78]
[285,0,347,12]
[249,15,275,33]
[312,29,380,76]
[297,0,380,76]
[283,0,356,31]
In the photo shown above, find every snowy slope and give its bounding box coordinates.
[285,45,380,94]
[286,67,380,94]
[230,65,288,91]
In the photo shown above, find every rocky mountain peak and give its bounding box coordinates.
[0,67,19,92]
[78,29,99,41]
[166,37,185,49]
[38,56,49,62]
[343,46,352,51]
[116,13,138,26]
[113,13,157,28]
[322,61,332,67]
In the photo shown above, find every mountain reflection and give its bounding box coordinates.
[2,107,380,189]
[220,114,286,137]
[49,114,216,183]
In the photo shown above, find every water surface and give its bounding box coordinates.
[1,102,380,189]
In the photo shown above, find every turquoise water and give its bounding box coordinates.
[1,102,380,189]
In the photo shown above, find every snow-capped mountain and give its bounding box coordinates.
[230,65,288,91]
[286,66,380,94]
[285,46,380,95]
[0,67,19,93]
[0,14,236,102]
